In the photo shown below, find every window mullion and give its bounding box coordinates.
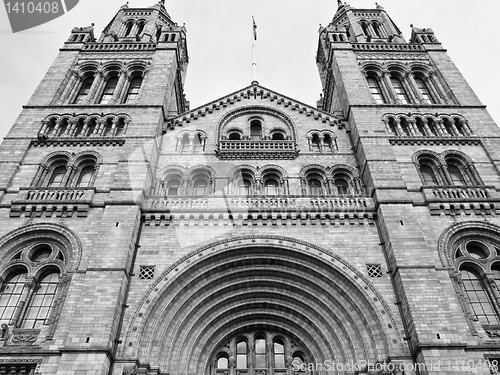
[11,279,34,328]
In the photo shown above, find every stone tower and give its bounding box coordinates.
[0,1,499,375]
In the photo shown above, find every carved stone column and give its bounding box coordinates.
[382,72,398,104]
[110,71,128,104]
[406,72,425,104]
[83,71,103,104]
[10,279,34,327]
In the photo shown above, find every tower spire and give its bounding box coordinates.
[251,16,259,85]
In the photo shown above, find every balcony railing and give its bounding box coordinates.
[10,188,95,218]
[146,195,372,213]
[16,188,94,203]
[216,140,298,159]
[422,186,497,202]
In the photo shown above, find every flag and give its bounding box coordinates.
[253,17,257,40]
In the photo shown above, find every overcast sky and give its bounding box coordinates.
[0,0,498,142]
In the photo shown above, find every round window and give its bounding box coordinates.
[466,241,489,260]
[29,245,52,262]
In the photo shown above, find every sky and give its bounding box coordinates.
[0,0,498,142]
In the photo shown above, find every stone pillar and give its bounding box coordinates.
[110,71,128,104]
[83,71,103,104]
[403,73,419,104]
[10,279,34,327]
[382,72,399,104]
[406,73,425,104]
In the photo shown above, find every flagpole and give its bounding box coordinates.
[251,16,259,85]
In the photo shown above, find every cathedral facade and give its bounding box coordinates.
[0,1,499,374]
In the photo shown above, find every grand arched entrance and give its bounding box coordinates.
[121,237,404,375]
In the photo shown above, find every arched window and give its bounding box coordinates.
[22,271,60,329]
[48,166,67,187]
[236,340,248,369]
[271,130,285,140]
[274,339,285,368]
[85,118,98,137]
[460,267,499,325]
[367,77,385,104]
[372,21,383,37]
[447,164,466,185]
[323,134,334,152]
[74,75,94,104]
[116,117,126,136]
[387,117,398,135]
[310,134,320,151]
[193,179,208,196]
[99,76,119,104]
[442,118,454,136]
[0,271,27,324]
[179,134,190,153]
[136,21,145,36]
[250,120,262,140]
[360,21,370,36]
[415,117,427,136]
[390,76,409,104]
[264,178,279,195]
[237,179,252,195]
[255,336,266,368]
[166,179,181,196]
[308,178,323,195]
[124,76,143,103]
[103,118,114,137]
[193,134,205,152]
[216,356,228,370]
[414,76,434,104]
[420,164,438,186]
[75,165,95,187]
[334,177,350,195]
[399,117,410,136]
[454,118,468,136]
[292,354,306,373]
[124,21,133,37]
[228,131,242,140]
[426,118,439,136]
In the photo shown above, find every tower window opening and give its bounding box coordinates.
[124,76,143,103]
[74,75,94,104]
[427,118,438,136]
[387,117,398,135]
[461,267,500,325]
[310,133,320,151]
[100,75,118,104]
[390,76,409,104]
[372,21,382,37]
[250,120,262,140]
[415,117,426,136]
[442,118,454,136]
[420,164,438,186]
[399,117,410,136]
[236,340,248,369]
[361,21,370,37]
[166,179,181,196]
[367,76,385,104]
[447,164,466,185]
[136,21,145,36]
[414,76,434,104]
[124,21,133,37]
[180,134,190,153]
